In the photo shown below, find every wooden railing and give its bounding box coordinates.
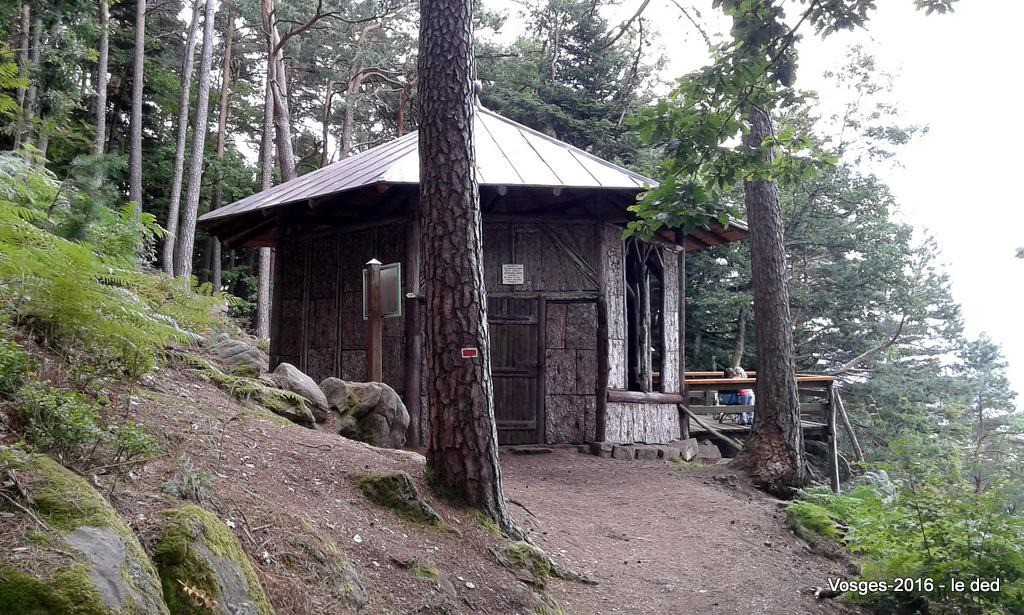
[682,371,842,491]
[684,373,836,420]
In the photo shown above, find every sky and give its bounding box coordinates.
[486,0,1024,401]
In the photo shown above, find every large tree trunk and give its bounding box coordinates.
[734,105,804,491]
[320,80,334,167]
[15,2,30,148]
[173,0,217,280]
[129,0,146,216]
[161,0,200,274]
[271,50,296,181]
[254,64,276,340]
[419,0,517,535]
[207,2,235,291]
[21,11,42,148]
[93,0,110,156]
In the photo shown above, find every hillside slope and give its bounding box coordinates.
[4,344,861,614]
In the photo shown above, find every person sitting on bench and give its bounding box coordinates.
[720,367,755,425]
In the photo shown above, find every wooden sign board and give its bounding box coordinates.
[501,264,524,285]
[363,262,403,319]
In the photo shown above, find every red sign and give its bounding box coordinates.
[460,348,479,359]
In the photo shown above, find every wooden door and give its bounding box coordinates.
[488,297,544,445]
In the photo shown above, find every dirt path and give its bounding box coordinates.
[502,449,858,615]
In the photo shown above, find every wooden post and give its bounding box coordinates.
[536,297,547,444]
[595,221,609,443]
[827,381,840,493]
[366,258,383,382]
[677,237,688,441]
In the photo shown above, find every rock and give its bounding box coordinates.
[319,377,348,410]
[208,334,266,377]
[694,443,723,464]
[589,442,614,458]
[272,363,328,421]
[675,438,699,462]
[634,445,659,460]
[656,445,680,460]
[611,445,634,461]
[323,378,409,449]
[153,505,273,615]
[507,446,552,455]
[353,471,446,529]
[254,387,317,426]
[0,450,168,615]
[490,542,554,588]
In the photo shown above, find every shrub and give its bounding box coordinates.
[14,382,157,473]
[0,152,228,381]
[0,325,33,397]
[793,449,1024,613]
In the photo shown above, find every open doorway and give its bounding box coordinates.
[625,238,665,392]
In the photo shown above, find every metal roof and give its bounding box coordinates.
[200,107,656,224]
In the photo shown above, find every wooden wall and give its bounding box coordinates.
[482,220,600,444]
[601,223,685,445]
[269,222,408,392]
[269,215,685,446]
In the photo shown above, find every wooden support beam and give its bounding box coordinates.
[678,404,744,451]
[595,221,609,443]
[365,259,383,382]
[827,381,840,493]
[607,390,685,404]
[539,224,599,287]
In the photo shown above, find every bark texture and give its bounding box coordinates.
[162,0,200,274]
[419,0,517,534]
[173,0,217,280]
[254,64,276,340]
[734,105,804,491]
[93,0,110,156]
[207,2,235,291]
[129,0,146,216]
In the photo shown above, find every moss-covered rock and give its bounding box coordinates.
[0,450,169,615]
[353,471,447,529]
[786,502,840,540]
[490,542,554,588]
[153,505,273,615]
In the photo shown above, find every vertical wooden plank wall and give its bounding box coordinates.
[661,248,681,394]
[604,223,627,390]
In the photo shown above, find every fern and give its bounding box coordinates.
[170,350,311,417]
[0,152,230,380]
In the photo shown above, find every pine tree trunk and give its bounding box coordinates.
[734,105,804,491]
[254,65,276,340]
[173,0,217,280]
[271,50,296,181]
[16,2,29,114]
[208,2,235,291]
[93,0,110,156]
[22,12,42,147]
[320,80,333,167]
[419,0,518,535]
[161,0,200,274]
[129,0,146,216]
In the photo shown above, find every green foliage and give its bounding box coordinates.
[477,0,660,168]
[161,455,215,504]
[14,381,158,472]
[0,152,227,380]
[786,501,841,540]
[0,326,34,397]
[170,350,310,419]
[793,443,1024,613]
[0,44,28,118]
